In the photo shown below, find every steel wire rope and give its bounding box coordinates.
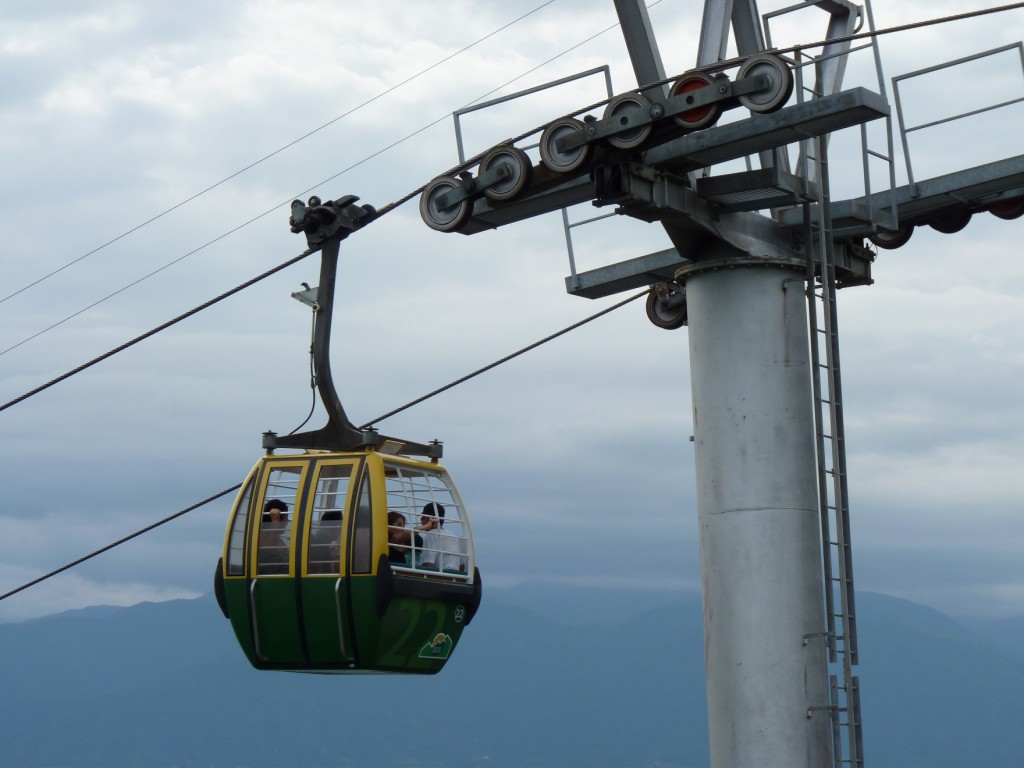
[4,1,1021,598]
[0,485,242,603]
[374,6,655,216]
[1,33,638,417]
[0,246,318,414]
[0,3,641,359]
[360,289,647,426]
[0,289,646,602]
[786,1,1024,58]
[630,2,1024,88]
[3,218,311,358]
[0,0,557,308]
[3,0,1019,400]
[5,1,1017,406]
[374,1,1024,212]
[3,0,1018,350]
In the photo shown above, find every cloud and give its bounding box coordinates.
[0,0,1022,625]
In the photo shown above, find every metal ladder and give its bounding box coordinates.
[803,131,864,768]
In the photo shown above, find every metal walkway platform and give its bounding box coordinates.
[781,154,1024,238]
[643,87,889,172]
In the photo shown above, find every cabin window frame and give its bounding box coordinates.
[383,460,473,579]
[253,461,307,577]
[304,459,357,576]
[225,474,257,576]
[350,469,373,574]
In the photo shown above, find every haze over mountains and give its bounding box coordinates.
[2,586,1023,767]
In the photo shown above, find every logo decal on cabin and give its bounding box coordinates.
[419,633,453,660]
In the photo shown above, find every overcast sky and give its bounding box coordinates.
[0,0,1021,625]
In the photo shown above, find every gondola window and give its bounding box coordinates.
[351,472,373,574]
[307,462,353,574]
[226,476,255,576]
[257,466,302,575]
[384,462,470,577]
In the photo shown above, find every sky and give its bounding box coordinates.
[0,0,1021,625]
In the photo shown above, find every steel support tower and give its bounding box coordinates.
[416,0,878,763]
[412,0,1024,764]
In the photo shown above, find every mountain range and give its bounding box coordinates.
[2,585,1023,767]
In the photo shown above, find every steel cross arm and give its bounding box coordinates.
[589,159,869,289]
[594,162,802,263]
[555,73,771,152]
[458,175,598,235]
[643,87,889,173]
[455,88,886,237]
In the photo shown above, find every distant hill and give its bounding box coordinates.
[963,613,1024,666]
[855,594,1024,768]
[0,587,1022,767]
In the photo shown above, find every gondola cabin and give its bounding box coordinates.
[215,448,481,673]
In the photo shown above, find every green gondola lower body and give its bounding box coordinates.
[215,556,482,673]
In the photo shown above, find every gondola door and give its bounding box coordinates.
[249,460,309,665]
[300,457,361,667]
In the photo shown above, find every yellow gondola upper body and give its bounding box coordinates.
[214,196,481,673]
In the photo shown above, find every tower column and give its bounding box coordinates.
[684,257,833,767]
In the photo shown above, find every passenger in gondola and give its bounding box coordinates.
[259,499,290,574]
[308,510,342,574]
[418,502,466,573]
[387,511,431,566]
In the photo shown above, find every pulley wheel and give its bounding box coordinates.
[645,283,687,330]
[989,197,1024,220]
[603,92,653,149]
[669,71,721,131]
[539,116,590,173]
[480,145,533,201]
[420,176,472,232]
[929,210,971,234]
[737,54,793,114]
[868,224,914,250]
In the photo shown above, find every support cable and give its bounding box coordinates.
[2,217,316,358]
[0,290,645,602]
[5,2,1018,600]
[0,485,241,603]
[0,248,317,414]
[0,4,654,414]
[383,2,1024,210]
[0,0,556,307]
[2,0,1018,358]
[0,4,632,359]
[361,289,647,426]
[788,2,1024,58]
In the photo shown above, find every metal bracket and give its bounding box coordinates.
[290,284,319,310]
[802,631,833,646]
[289,194,377,250]
[275,197,443,459]
[806,705,838,719]
[594,161,695,219]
